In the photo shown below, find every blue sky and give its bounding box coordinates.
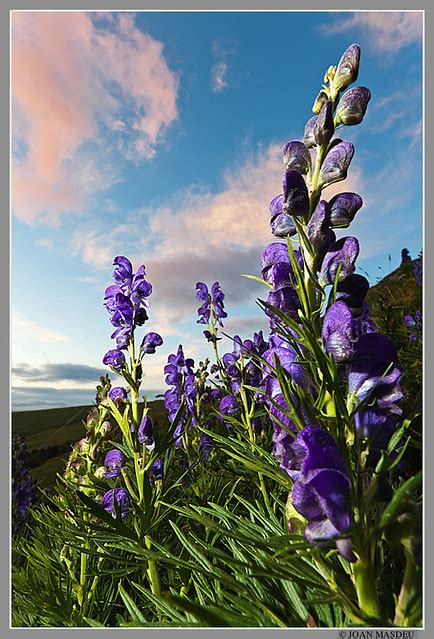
[11,10,423,410]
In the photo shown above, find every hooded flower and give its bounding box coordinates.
[282,170,310,217]
[102,349,126,371]
[100,488,131,519]
[138,414,155,449]
[108,387,128,407]
[320,237,360,285]
[282,140,312,175]
[104,449,126,478]
[322,300,361,363]
[335,87,371,126]
[328,192,363,228]
[319,141,354,187]
[141,332,163,354]
[332,43,360,92]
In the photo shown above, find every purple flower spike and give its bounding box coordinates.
[100,487,131,519]
[335,87,371,126]
[333,43,361,92]
[329,192,363,228]
[320,141,354,187]
[138,414,155,449]
[104,449,126,478]
[282,140,312,175]
[314,100,334,147]
[307,200,335,257]
[103,349,126,371]
[322,300,360,363]
[271,212,297,238]
[303,116,319,148]
[282,170,309,217]
[141,332,163,354]
[320,236,360,285]
[108,386,128,407]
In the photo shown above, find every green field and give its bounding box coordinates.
[12,400,167,488]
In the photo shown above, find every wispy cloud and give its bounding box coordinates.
[12,362,106,383]
[322,11,423,55]
[12,310,69,343]
[211,61,229,93]
[12,11,179,224]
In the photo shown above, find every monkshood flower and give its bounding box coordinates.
[322,300,361,363]
[282,140,312,175]
[100,487,131,519]
[347,333,404,412]
[268,194,297,238]
[261,242,302,321]
[112,256,133,292]
[149,459,163,486]
[282,169,310,217]
[102,349,126,372]
[199,432,214,462]
[284,426,354,557]
[262,335,307,398]
[219,394,240,417]
[335,87,371,126]
[332,43,361,92]
[108,386,128,407]
[328,192,363,228]
[319,141,354,187]
[307,200,336,260]
[138,414,155,450]
[141,332,163,354]
[320,236,360,286]
[196,281,228,327]
[354,407,398,456]
[104,449,126,478]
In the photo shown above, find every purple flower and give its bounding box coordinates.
[320,237,360,286]
[319,141,354,187]
[336,274,369,302]
[100,488,131,519]
[322,300,362,363]
[282,170,309,217]
[285,426,352,549]
[328,192,363,228]
[314,100,334,147]
[307,200,336,258]
[104,449,126,478]
[262,337,307,397]
[108,386,128,407]
[335,87,371,126]
[333,43,360,92]
[196,281,227,327]
[271,212,297,238]
[164,345,197,446]
[149,459,163,486]
[348,333,403,411]
[219,395,239,416]
[112,256,133,292]
[102,349,126,371]
[354,407,398,455]
[266,287,301,321]
[141,332,163,354]
[261,242,291,269]
[282,140,312,175]
[199,432,214,462]
[138,414,155,449]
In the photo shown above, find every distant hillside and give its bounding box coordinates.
[12,400,166,488]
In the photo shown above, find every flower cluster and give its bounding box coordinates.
[164,345,197,447]
[102,256,162,369]
[404,310,422,341]
[196,281,227,329]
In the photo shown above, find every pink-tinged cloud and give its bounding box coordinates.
[324,11,423,54]
[12,11,179,224]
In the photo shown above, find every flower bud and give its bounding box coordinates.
[335,87,371,126]
[314,100,334,147]
[333,44,360,92]
[303,116,318,148]
[320,141,354,187]
[329,191,363,228]
[282,140,312,175]
[282,169,309,217]
[312,89,328,114]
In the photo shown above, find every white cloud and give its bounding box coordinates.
[211,61,229,93]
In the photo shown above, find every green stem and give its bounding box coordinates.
[393,549,416,626]
[352,552,381,620]
[145,535,161,595]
